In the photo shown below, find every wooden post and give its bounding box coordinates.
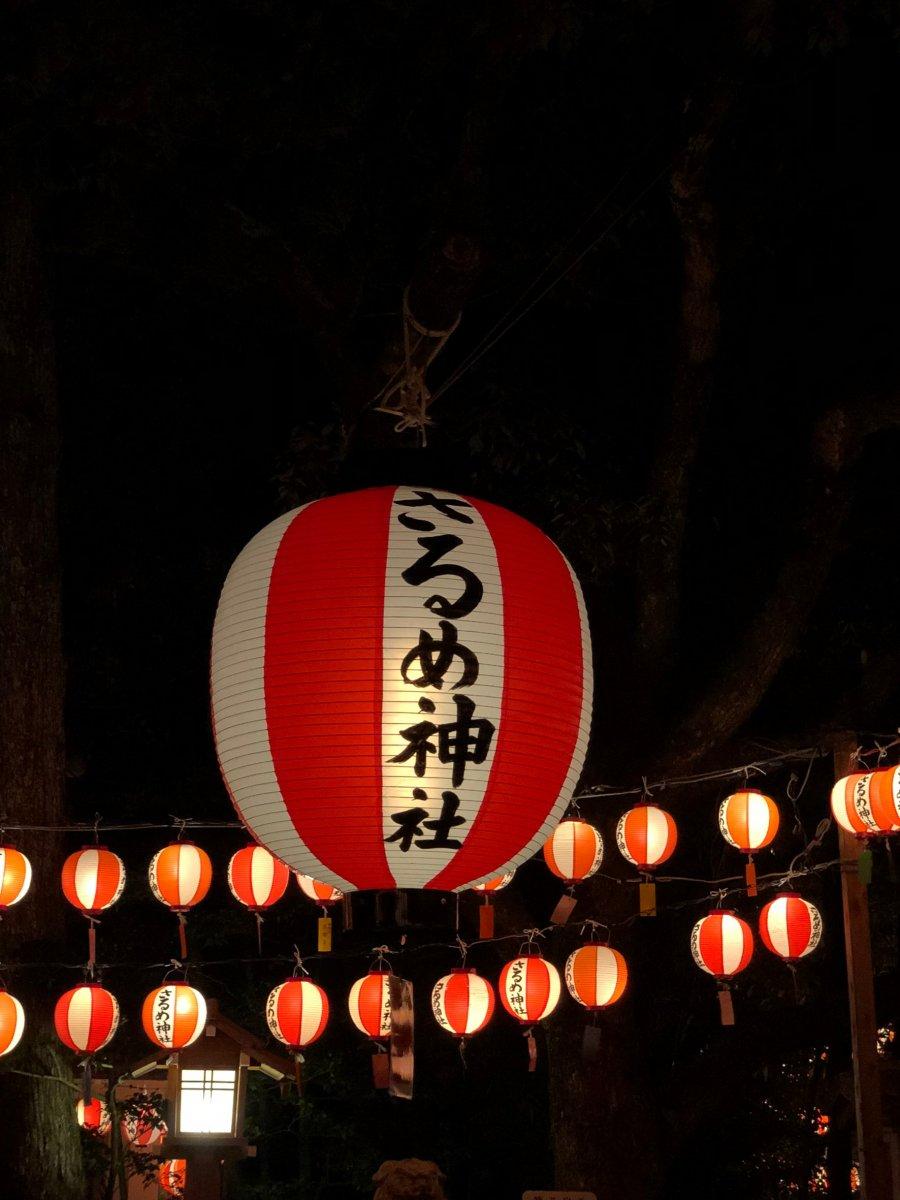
[833,733,893,1198]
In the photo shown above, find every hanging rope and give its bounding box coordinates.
[373,290,460,445]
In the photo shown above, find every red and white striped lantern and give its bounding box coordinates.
[718,792,779,853]
[543,819,603,883]
[228,844,290,910]
[266,979,329,1050]
[296,874,343,905]
[831,774,878,835]
[432,969,495,1037]
[158,1159,187,1197]
[0,846,32,909]
[76,1098,111,1136]
[718,791,779,894]
[0,990,25,1056]
[691,912,754,978]
[149,843,212,910]
[141,984,207,1050]
[471,871,514,893]
[564,945,628,1010]
[616,804,678,869]
[54,985,119,1054]
[759,893,823,961]
[348,972,392,1041]
[691,911,753,1026]
[211,486,593,892]
[498,955,561,1025]
[61,847,126,915]
[122,1108,167,1148]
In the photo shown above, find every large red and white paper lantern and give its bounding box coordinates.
[0,990,25,1057]
[211,486,593,892]
[159,1160,187,1197]
[122,1108,167,1147]
[54,985,119,1054]
[759,893,823,961]
[266,979,329,1049]
[432,969,495,1037]
[471,870,514,893]
[227,844,290,910]
[718,792,779,853]
[498,955,561,1025]
[296,874,343,905]
[565,945,628,1009]
[691,912,754,979]
[141,984,207,1050]
[149,843,212,910]
[543,819,603,883]
[61,847,126,914]
[0,846,32,909]
[76,1098,111,1136]
[348,972,392,1041]
[616,804,677,870]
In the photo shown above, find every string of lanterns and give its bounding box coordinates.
[1,755,897,1064]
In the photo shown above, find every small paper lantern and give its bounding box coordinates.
[348,972,392,1041]
[142,984,207,1050]
[211,486,593,893]
[122,1107,167,1147]
[718,792,779,852]
[759,893,823,961]
[227,844,290,910]
[54,985,119,1054]
[76,1098,110,1136]
[61,847,126,915]
[691,912,754,979]
[266,979,329,1050]
[0,990,25,1057]
[432,968,495,1037]
[471,871,514,893]
[830,773,885,835]
[158,1159,187,1198]
[296,874,343,905]
[543,819,603,883]
[498,955,561,1025]
[149,843,212,910]
[565,945,628,1009]
[0,846,32,909]
[616,804,677,870]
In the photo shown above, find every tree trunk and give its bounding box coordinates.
[0,180,85,1199]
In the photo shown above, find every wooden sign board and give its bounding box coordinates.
[524,1192,596,1200]
[388,975,414,1100]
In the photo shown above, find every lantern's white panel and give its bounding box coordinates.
[381,489,504,889]
[211,506,354,891]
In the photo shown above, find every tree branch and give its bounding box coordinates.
[634,82,732,689]
[658,394,900,770]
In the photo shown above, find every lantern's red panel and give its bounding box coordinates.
[211,486,593,892]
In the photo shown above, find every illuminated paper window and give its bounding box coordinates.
[178,1068,236,1134]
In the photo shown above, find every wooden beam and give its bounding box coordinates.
[833,733,894,1198]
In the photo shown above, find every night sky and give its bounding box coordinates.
[4,3,900,1199]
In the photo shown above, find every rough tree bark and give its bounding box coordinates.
[658,394,900,771]
[0,181,86,1199]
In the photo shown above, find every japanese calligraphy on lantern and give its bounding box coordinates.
[382,489,503,888]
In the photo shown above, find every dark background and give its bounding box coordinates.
[3,2,900,1198]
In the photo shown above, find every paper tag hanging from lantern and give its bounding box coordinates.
[471,870,513,938]
[210,486,593,894]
